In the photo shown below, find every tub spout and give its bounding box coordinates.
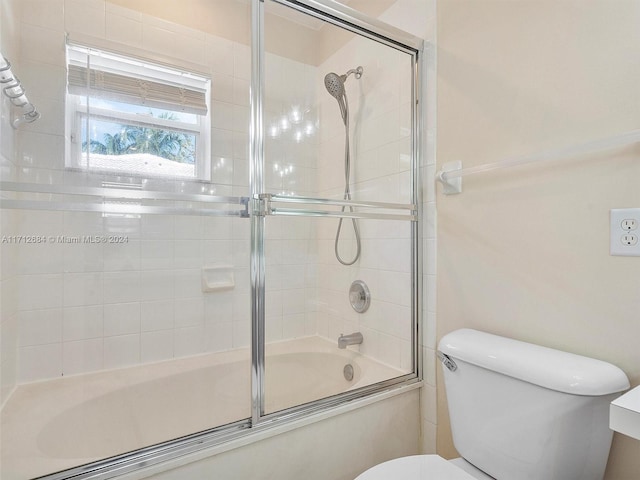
[338,332,363,349]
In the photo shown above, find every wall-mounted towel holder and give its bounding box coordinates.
[1,54,41,129]
[436,130,640,195]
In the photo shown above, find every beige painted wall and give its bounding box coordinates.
[436,0,640,478]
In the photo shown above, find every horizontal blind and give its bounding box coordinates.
[68,65,208,116]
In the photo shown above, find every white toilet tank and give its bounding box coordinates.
[438,329,629,480]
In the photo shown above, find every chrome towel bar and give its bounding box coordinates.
[437,130,640,195]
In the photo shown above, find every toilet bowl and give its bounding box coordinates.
[354,455,493,480]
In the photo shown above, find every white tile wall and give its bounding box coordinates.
[18,274,63,311]
[0,156,20,400]
[65,0,106,38]
[63,305,103,341]
[205,322,233,352]
[0,310,18,404]
[20,0,64,30]
[106,10,142,48]
[104,334,140,369]
[63,272,104,307]
[141,329,174,363]
[174,325,205,357]
[10,1,320,384]
[141,300,174,332]
[18,309,62,346]
[8,0,424,387]
[313,32,415,371]
[18,343,62,383]
[63,338,104,375]
[19,23,65,67]
[104,302,140,336]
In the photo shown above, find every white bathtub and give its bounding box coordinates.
[0,336,403,480]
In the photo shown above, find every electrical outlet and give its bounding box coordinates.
[621,234,638,246]
[611,209,640,256]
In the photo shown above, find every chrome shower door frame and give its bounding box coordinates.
[251,0,424,424]
[37,1,424,478]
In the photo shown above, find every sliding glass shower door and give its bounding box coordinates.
[0,0,421,478]
[1,1,255,478]
[259,0,419,415]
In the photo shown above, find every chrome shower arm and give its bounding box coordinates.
[344,66,363,80]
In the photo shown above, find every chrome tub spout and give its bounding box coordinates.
[338,332,363,349]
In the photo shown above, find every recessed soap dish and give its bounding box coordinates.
[201,265,235,292]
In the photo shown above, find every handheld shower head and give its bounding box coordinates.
[323,65,364,266]
[323,66,363,100]
[324,72,345,100]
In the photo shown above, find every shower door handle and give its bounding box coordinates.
[253,193,417,221]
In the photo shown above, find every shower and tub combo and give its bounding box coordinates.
[0,1,421,479]
[2,337,400,478]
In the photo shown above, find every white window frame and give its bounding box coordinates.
[65,43,211,181]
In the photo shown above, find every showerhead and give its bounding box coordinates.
[324,72,345,100]
[323,66,363,100]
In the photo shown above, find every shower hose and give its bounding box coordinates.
[334,92,361,266]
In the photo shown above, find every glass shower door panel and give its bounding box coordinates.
[263,214,414,415]
[0,1,253,478]
[263,2,414,204]
[262,0,417,415]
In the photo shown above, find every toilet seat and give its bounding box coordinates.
[355,455,480,480]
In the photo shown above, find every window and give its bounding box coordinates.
[65,44,211,180]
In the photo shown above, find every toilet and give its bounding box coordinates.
[356,329,630,480]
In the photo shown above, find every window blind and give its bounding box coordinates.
[68,64,208,116]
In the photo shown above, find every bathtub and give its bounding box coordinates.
[0,336,403,480]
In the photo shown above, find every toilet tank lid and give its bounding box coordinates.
[438,329,630,396]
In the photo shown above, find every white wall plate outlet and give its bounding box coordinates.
[610,208,640,256]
